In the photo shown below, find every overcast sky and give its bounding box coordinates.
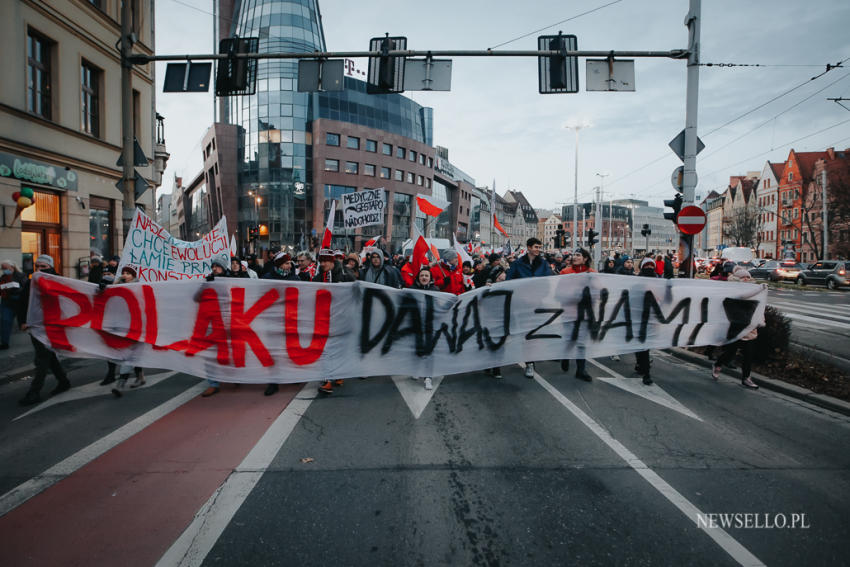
[154,0,850,210]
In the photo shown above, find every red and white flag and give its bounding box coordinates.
[415,193,448,217]
[322,200,336,249]
[364,235,381,247]
[494,214,509,237]
[411,223,430,275]
[453,234,473,265]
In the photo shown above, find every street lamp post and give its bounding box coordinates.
[596,172,610,250]
[566,123,589,250]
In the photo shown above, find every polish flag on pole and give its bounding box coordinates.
[453,233,473,265]
[415,193,448,217]
[229,234,237,256]
[322,200,336,249]
[411,223,430,274]
[493,214,509,237]
[364,235,381,247]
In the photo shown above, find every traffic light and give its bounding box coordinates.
[555,224,566,248]
[663,194,683,223]
[640,223,651,237]
[586,228,599,247]
[248,226,259,240]
[367,35,406,93]
[215,37,259,96]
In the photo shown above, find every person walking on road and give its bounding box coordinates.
[109,267,146,397]
[633,258,660,385]
[315,249,355,395]
[506,238,553,379]
[409,267,442,390]
[18,255,71,406]
[1,260,27,350]
[559,248,596,381]
[712,265,761,390]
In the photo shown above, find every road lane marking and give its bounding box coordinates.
[156,381,318,567]
[13,371,179,421]
[527,364,765,567]
[392,375,444,419]
[588,359,703,421]
[0,381,206,518]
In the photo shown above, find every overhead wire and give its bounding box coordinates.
[488,0,624,50]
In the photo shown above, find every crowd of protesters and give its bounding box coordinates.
[7,238,762,407]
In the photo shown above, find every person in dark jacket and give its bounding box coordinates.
[360,250,402,288]
[506,238,553,379]
[314,249,355,395]
[634,257,660,385]
[205,257,230,281]
[602,258,616,273]
[1,260,27,349]
[663,253,675,279]
[615,257,635,275]
[18,255,72,406]
[262,252,299,281]
[87,256,104,284]
[230,256,250,278]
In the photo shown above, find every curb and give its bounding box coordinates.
[669,347,850,418]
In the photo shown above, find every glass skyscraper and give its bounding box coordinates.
[220,0,327,250]
[219,0,434,252]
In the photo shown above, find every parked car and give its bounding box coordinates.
[795,260,850,290]
[750,260,780,280]
[770,261,803,282]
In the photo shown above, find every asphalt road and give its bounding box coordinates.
[0,350,848,566]
[766,285,850,363]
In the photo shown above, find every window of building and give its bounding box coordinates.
[788,172,793,181]
[346,136,360,150]
[364,164,376,176]
[406,172,414,183]
[417,175,423,186]
[396,146,405,159]
[419,154,425,165]
[408,150,416,162]
[89,196,112,258]
[425,178,431,188]
[326,132,340,146]
[81,60,101,137]
[345,161,358,174]
[324,158,339,171]
[428,157,433,168]
[366,139,377,152]
[382,143,392,155]
[27,29,53,119]
[380,167,391,179]
[394,169,403,181]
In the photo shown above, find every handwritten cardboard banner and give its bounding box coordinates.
[342,188,385,229]
[26,273,767,383]
[117,209,230,281]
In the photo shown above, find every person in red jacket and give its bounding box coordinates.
[559,248,596,381]
[432,251,465,295]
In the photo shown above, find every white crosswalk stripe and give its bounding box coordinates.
[767,297,850,331]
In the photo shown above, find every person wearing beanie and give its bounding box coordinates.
[241,260,258,279]
[230,256,249,278]
[616,257,635,275]
[314,249,355,395]
[18,255,71,406]
[88,255,104,284]
[205,257,230,281]
[559,248,596,381]
[712,266,761,389]
[639,257,659,276]
[262,252,298,282]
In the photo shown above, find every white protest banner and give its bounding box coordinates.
[27,273,766,383]
[117,209,230,281]
[342,188,386,229]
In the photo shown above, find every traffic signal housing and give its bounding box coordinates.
[663,194,683,223]
[367,35,407,93]
[248,226,259,240]
[555,224,566,248]
[586,228,599,247]
[640,223,651,237]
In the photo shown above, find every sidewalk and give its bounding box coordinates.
[0,327,39,386]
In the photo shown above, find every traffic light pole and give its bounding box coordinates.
[120,0,135,240]
[680,0,701,279]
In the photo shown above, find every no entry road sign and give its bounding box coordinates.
[677,205,706,235]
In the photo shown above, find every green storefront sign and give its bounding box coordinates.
[0,151,77,191]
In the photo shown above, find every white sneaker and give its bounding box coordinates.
[610,354,620,361]
[424,377,433,390]
[525,363,535,379]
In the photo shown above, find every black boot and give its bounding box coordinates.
[574,359,591,382]
[264,383,279,396]
[49,381,71,396]
[560,359,570,372]
[19,392,42,406]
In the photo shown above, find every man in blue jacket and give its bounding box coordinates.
[506,237,553,378]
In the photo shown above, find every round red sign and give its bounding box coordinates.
[677,205,706,235]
